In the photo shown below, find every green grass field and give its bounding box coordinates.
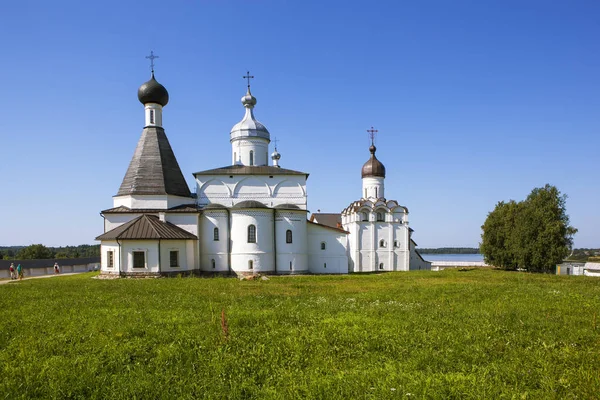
[1,270,599,399]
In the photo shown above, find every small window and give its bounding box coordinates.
[107,251,114,268]
[234,152,237,163]
[214,227,219,241]
[248,260,253,270]
[376,212,384,222]
[321,242,326,250]
[379,263,384,270]
[248,224,256,243]
[149,109,155,124]
[286,229,293,243]
[379,239,386,248]
[375,187,378,198]
[394,240,399,248]
[364,189,367,198]
[169,251,179,268]
[289,261,292,270]
[212,259,216,269]
[324,263,327,269]
[249,150,254,166]
[362,212,368,222]
[133,251,145,268]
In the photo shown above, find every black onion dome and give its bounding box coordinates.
[137,73,169,106]
[361,145,386,178]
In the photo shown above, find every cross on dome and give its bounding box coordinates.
[243,71,254,89]
[146,51,159,74]
[367,126,378,145]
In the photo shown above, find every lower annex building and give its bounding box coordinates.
[96,70,431,275]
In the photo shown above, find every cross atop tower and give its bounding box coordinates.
[243,71,254,89]
[146,51,159,73]
[273,137,279,150]
[367,126,378,145]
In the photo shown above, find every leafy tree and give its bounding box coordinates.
[16,244,54,260]
[480,200,520,270]
[480,185,577,273]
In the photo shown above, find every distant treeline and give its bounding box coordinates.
[566,248,600,262]
[0,244,100,260]
[418,248,480,254]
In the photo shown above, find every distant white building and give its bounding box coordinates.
[96,69,429,275]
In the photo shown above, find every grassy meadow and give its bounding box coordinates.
[1,270,599,399]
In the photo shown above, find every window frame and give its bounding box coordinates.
[376,212,384,222]
[320,241,326,250]
[379,239,386,248]
[169,250,179,268]
[249,150,254,166]
[132,251,146,269]
[214,227,219,241]
[248,224,257,243]
[107,251,114,268]
[286,229,293,244]
[248,260,253,270]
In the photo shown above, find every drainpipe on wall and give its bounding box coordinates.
[117,238,122,276]
[158,239,162,274]
[273,209,277,274]
[226,208,232,274]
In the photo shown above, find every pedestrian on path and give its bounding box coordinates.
[9,263,16,280]
[54,263,60,274]
[16,264,23,280]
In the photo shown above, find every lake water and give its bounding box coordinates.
[420,253,484,262]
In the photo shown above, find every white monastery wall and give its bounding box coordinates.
[196,175,307,209]
[307,224,348,274]
[231,139,269,166]
[120,240,160,274]
[230,209,274,274]
[101,241,120,274]
[200,210,229,273]
[275,210,308,274]
[104,214,142,232]
[159,240,194,272]
[165,214,199,236]
[113,194,193,209]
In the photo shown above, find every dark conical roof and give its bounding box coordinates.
[138,73,169,106]
[361,145,386,178]
[116,126,191,197]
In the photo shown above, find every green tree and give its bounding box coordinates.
[480,185,577,273]
[16,244,54,260]
[480,200,520,270]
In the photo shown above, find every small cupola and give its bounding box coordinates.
[361,145,386,178]
[137,72,169,107]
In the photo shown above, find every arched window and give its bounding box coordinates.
[286,229,293,243]
[234,152,237,163]
[324,263,327,269]
[361,212,368,222]
[213,227,219,241]
[289,261,293,270]
[376,212,384,222]
[375,187,378,198]
[321,242,326,250]
[379,239,386,248]
[248,260,253,270]
[249,150,254,166]
[394,240,399,248]
[379,263,384,270]
[247,224,256,243]
[149,109,155,124]
[211,259,216,269]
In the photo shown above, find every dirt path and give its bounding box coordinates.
[0,272,88,285]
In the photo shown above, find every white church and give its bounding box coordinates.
[96,67,431,276]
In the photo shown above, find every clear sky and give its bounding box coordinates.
[1,0,598,248]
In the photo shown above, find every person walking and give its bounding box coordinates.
[16,264,23,280]
[9,263,16,280]
[54,262,60,274]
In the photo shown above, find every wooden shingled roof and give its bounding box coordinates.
[116,126,192,198]
[96,215,197,241]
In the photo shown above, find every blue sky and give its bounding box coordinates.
[1,0,598,248]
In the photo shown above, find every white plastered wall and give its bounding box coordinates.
[230,209,274,274]
[200,210,230,273]
[275,210,308,274]
[196,174,307,209]
[307,223,348,274]
[113,194,194,209]
[101,241,121,274]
